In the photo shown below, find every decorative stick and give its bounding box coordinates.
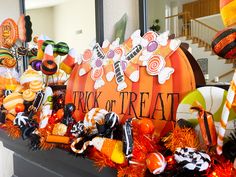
[217,70,236,155]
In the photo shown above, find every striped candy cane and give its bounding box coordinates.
[217,70,236,155]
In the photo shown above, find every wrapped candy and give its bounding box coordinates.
[146,152,166,175]
[71,137,125,164]
[174,147,211,172]
[191,103,217,147]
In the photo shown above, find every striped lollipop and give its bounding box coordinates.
[212,28,236,59]
[217,70,236,155]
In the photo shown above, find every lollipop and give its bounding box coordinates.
[29,56,42,71]
[0,18,18,48]
[59,48,77,74]
[55,42,69,56]
[0,48,16,68]
[41,59,57,76]
[212,28,236,59]
[29,80,43,92]
[17,46,28,56]
[3,92,24,114]
[41,45,58,81]
[22,89,36,102]
[20,66,42,86]
[42,40,56,52]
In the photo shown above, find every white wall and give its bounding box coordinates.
[53,0,96,53]
[103,0,139,42]
[27,0,96,53]
[147,0,166,32]
[27,7,54,39]
[0,0,20,22]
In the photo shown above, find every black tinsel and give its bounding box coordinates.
[222,129,236,162]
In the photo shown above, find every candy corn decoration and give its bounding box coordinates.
[41,45,58,76]
[217,70,236,155]
[220,0,236,27]
[60,48,77,74]
[71,137,125,164]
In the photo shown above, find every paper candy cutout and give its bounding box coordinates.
[76,30,180,91]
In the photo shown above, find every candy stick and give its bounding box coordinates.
[217,70,236,155]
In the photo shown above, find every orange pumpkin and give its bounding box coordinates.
[65,46,195,138]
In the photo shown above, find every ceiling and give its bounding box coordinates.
[25,0,68,10]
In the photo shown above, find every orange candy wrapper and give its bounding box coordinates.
[191,105,217,147]
[46,135,70,144]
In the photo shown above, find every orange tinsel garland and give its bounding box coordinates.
[88,147,117,171]
[38,129,57,150]
[3,120,21,139]
[117,165,146,177]
[162,126,199,152]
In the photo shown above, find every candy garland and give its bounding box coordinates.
[217,70,236,155]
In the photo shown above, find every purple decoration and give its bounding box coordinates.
[107,50,115,58]
[121,60,127,71]
[31,61,42,71]
[95,59,103,67]
[147,41,158,52]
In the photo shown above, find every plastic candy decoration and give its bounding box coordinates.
[0,18,18,48]
[96,112,119,137]
[39,87,53,128]
[71,121,84,137]
[41,45,57,76]
[174,147,211,171]
[3,92,24,114]
[220,0,236,27]
[71,136,125,164]
[212,28,236,59]
[22,89,36,102]
[15,103,25,113]
[217,70,236,155]
[55,42,69,56]
[146,152,167,175]
[36,35,49,59]
[59,48,77,74]
[29,80,43,93]
[83,108,108,135]
[14,112,29,127]
[20,66,42,86]
[0,48,16,68]
[42,40,56,52]
[191,105,217,147]
[122,118,133,158]
[61,103,76,125]
[176,86,236,142]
